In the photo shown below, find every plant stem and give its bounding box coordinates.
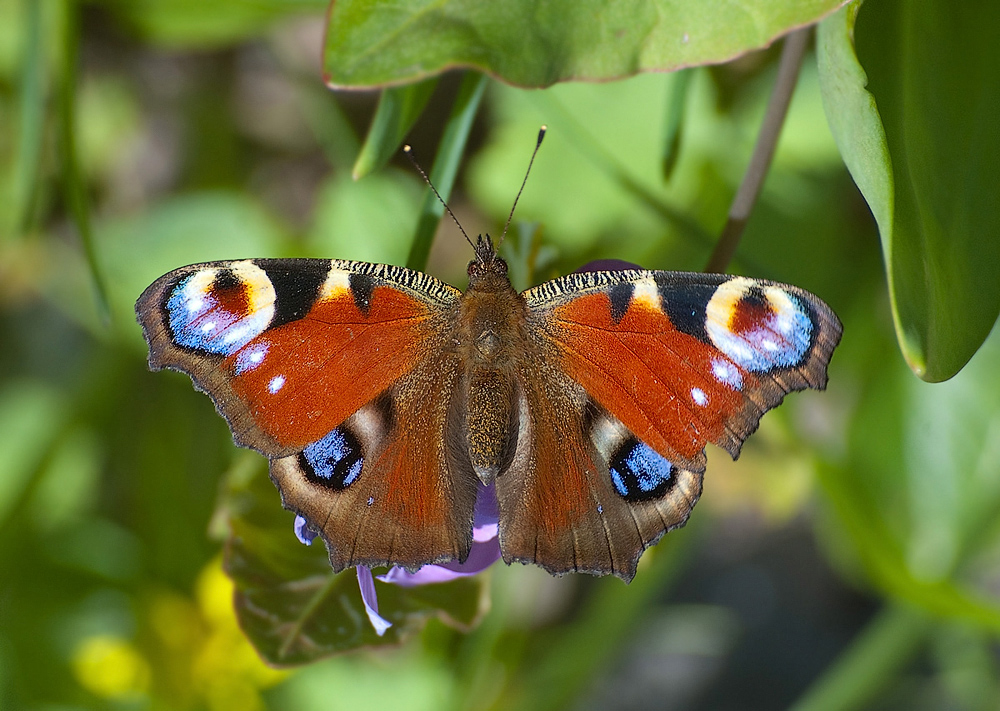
[705,26,811,273]
[406,72,487,271]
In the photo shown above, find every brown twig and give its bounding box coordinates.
[705,26,811,273]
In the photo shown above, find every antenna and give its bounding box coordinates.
[499,125,546,246]
[402,145,475,251]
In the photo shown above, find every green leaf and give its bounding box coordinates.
[851,0,1000,381]
[790,604,933,711]
[816,2,892,240]
[0,381,65,528]
[7,0,46,238]
[815,327,1000,631]
[353,78,438,180]
[308,170,422,264]
[97,0,327,48]
[222,456,488,665]
[92,192,287,339]
[323,0,848,88]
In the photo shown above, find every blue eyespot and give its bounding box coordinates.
[300,426,363,490]
[166,271,270,356]
[609,438,673,501]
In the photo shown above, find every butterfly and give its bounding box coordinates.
[135,232,841,582]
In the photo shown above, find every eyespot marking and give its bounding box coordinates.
[705,278,813,373]
[300,426,363,490]
[609,437,674,501]
[166,262,275,356]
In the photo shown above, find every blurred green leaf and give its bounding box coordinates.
[323,0,847,88]
[97,0,327,48]
[406,71,486,271]
[309,169,422,264]
[222,457,487,665]
[0,380,65,527]
[353,78,438,179]
[791,604,932,711]
[817,327,1000,631]
[93,192,287,337]
[851,0,1000,381]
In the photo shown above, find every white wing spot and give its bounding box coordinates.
[201,321,216,333]
[268,375,286,394]
[691,387,708,406]
[711,357,743,391]
[367,496,374,507]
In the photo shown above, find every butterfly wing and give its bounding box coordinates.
[136,258,478,571]
[496,270,841,581]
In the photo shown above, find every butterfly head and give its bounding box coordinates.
[467,234,509,290]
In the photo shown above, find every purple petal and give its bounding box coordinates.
[473,482,499,532]
[294,515,317,546]
[356,566,392,636]
[379,483,502,587]
[576,259,642,273]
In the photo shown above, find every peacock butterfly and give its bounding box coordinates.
[135,141,841,582]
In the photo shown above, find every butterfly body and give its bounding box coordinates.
[136,236,841,581]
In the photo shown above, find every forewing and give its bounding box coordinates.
[523,270,842,464]
[136,258,461,456]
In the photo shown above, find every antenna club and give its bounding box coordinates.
[403,145,412,153]
[537,126,547,145]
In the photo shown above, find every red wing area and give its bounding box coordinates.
[544,291,756,467]
[136,259,460,458]
[225,285,446,451]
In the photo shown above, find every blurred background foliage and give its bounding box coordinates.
[1,0,999,709]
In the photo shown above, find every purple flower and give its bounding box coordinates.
[293,483,502,636]
[576,259,641,273]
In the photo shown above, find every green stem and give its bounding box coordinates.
[705,26,810,273]
[58,0,110,322]
[10,0,46,239]
[354,77,438,180]
[406,72,487,272]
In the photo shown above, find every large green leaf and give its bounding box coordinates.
[823,0,1000,381]
[323,0,848,89]
[222,456,488,665]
